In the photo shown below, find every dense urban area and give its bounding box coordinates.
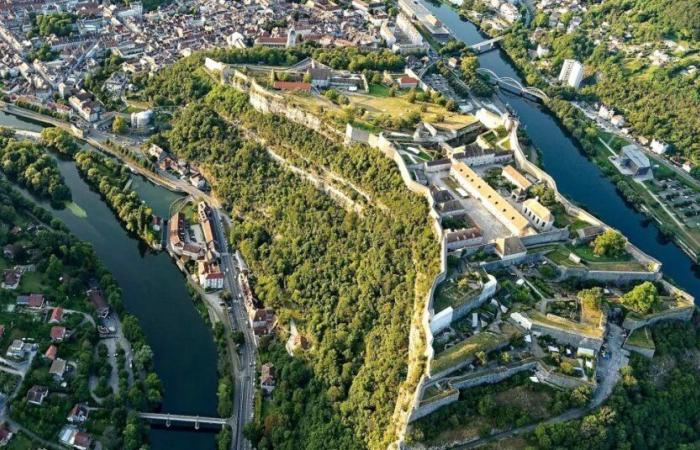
[0,0,698,449]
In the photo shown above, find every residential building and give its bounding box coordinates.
[198,261,224,290]
[45,344,58,361]
[49,307,64,324]
[6,340,26,358]
[558,59,584,88]
[50,326,67,342]
[2,269,20,290]
[16,293,45,309]
[67,404,89,424]
[260,362,276,394]
[49,358,67,380]
[26,386,48,405]
[0,423,13,446]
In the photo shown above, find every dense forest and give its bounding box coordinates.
[0,128,71,206]
[73,151,157,245]
[146,51,439,448]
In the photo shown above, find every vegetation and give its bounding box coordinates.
[621,281,658,314]
[0,134,71,207]
[73,151,157,245]
[0,177,152,449]
[591,230,626,257]
[31,13,75,37]
[528,318,700,449]
[40,128,79,157]
[146,56,440,447]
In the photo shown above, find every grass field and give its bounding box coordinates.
[626,327,655,349]
[433,274,482,313]
[431,324,519,374]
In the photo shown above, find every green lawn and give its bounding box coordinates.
[626,327,655,349]
[368,84,391,97]
[433,276,481,313]
[431,324,519,374]
[19,271,46,292]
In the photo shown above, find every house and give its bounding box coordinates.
[26,385,49,405]
[0,423,13,446]
[522,198,554,232]
[72,432,91,450]
[45,344,58,361]
[3,244,17,261]
[148,144,166,162]
[49,307,64,324]
[50,326,67,342]
[189,173,207,189]
[650,139,668,155]
[6,340,26,358]
[49,358,67,380]
[67,403,89,424]
[2,269,20,290]
[59,426,91,450]
[198,261,224,290]
[260,362,276,394]
[16,293,45,309]
[397,75,419,89]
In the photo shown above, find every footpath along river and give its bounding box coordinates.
[421,0,700,300]
[0,111,219,449]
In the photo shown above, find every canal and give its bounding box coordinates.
[0,111,219,449]
[421,1,700,299]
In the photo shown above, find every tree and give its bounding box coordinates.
[621,281,658,314]
[591,229,626,257]
[112,116,128,134]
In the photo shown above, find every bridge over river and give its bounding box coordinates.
[138,412,231,430]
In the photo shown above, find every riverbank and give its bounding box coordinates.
[423,0,700,264]
[0,111,220,450]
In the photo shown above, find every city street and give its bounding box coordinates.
[210,207,257,450]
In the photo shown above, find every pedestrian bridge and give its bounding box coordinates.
[138,412,230,430]
[476,68,549,101]
[470,36,504,54]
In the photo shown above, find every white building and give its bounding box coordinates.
[130,110,153,129]
[558,59,584,89]
[650,139,668,155]
[521,198,554,232]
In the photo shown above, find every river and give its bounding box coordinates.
[421,1,700,299]
[0,111,219,449]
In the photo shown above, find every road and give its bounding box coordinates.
[210,208,257,450]
[571,101,700,191]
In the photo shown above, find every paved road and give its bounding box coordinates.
[210,208,256,450]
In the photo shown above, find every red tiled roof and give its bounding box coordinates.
[50,326,66,341]
[49,307,63,323]
[45,345,57,361]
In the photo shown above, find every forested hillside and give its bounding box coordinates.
[507,0,700,162]
[146,51,439,449]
